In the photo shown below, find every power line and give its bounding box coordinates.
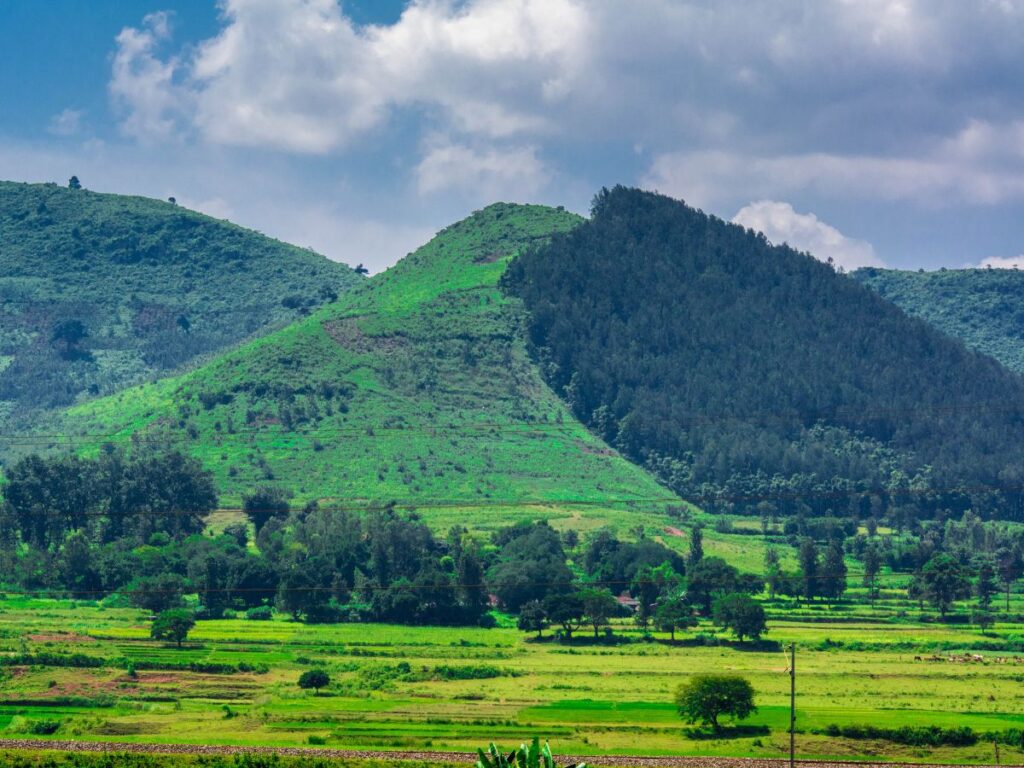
[0,572,869,599]
[2,398,1024,445]
[6,480,1022,523]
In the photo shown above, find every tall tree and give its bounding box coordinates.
[862,545,881,604]
[579,586,619,638]
[689,525,704,568]
[920,554,971,618]
[996,547,1023,612]
[654,592,696,641]
[821,540,848,603]
[798,539,820,601]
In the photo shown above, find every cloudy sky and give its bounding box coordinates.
[2,0,1024,272]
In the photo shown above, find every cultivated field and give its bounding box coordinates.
[2,595,1023,765]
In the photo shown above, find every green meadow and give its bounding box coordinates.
[2,593,1024,765]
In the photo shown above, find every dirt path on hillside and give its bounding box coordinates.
[0,739,1017,768]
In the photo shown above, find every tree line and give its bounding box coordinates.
[1,451,768,639]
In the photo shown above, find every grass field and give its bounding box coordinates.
[2,595,1023,765]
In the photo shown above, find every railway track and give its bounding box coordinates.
[0,739,1017,768]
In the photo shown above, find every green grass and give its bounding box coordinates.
[3,596,1024,763]
[41,203,691,539]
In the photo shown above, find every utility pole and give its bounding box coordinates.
[789,643,796,768]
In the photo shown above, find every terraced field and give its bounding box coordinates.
[2,596,1024,764]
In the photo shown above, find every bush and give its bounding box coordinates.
[28,719,62,735]
[246,605,273,621]
[821,723,977,747]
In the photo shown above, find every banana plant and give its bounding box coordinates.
[475,737,585,768]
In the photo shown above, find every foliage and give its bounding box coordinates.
[820,723,978,747]
[1,449,216,550]
[298,668,331,693]
[577,586,619,638]
[854,266,1024,374]
[476,737,585,768]
[150,608,195,648]
[919,554,972,617]
[711,593,767,641]
[506,186,1024,521]
[675,673,757,730]
[653,592,696,640]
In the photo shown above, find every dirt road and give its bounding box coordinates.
[0,739,1016,768]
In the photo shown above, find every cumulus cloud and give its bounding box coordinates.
[643,121,1024,209]
[111,0,586,154]
[732,201,882,270]
[109,11,189,142]
[415,140,548,197]
[975,255,1024,269]
[47,108,84,137]
[107,1,1024,207]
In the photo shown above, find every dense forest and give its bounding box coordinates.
[853,267,1024,373]
[0,181,360,425]
[505,187,1024,521]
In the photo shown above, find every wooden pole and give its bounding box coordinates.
[789,643,796,768]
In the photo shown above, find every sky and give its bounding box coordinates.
[2,0,1024,273]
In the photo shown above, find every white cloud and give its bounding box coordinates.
[732,200,882,270]
[415,140,548,197]
[106,2,1024,211]
[643,123,1024,209]
[47,108,84,137]
[109,11,188,142]
[975,255,1024,269]
[111,0,586,155]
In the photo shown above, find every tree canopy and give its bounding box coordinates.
[506,186,1024,521]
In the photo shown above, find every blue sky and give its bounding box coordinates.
[2,0,1024,273]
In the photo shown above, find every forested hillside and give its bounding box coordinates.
[25,203,675,531]
[505,187,1024,522]
[853,267,1024,373]
[0,181,360,425]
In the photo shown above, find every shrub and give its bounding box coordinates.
[820,723,977,747]
[246,605,273,621]
[28,719,62,735]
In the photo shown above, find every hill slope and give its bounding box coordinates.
[29,203,679,531]
[853,267,1024,373]
[0,181,360,424]
[504,187,1024,521]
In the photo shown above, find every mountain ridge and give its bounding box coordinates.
[0,180,361,428]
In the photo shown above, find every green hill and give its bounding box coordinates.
[852,266,1024,373]
[505,187,1024,521]
[29,202,681,533]
[0,181,360,425]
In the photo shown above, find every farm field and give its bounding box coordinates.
[2,596,1024,765]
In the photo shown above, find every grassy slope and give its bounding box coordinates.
[0,181,359,427]
[45,203,682,533]
[852,267,1024,373]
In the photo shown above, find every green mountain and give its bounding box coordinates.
[0,181,360,425]
[852,266,1024,374]
[505,187,1024,521]
[28,202,679,534]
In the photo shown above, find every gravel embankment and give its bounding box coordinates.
[0,739,1019,768]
